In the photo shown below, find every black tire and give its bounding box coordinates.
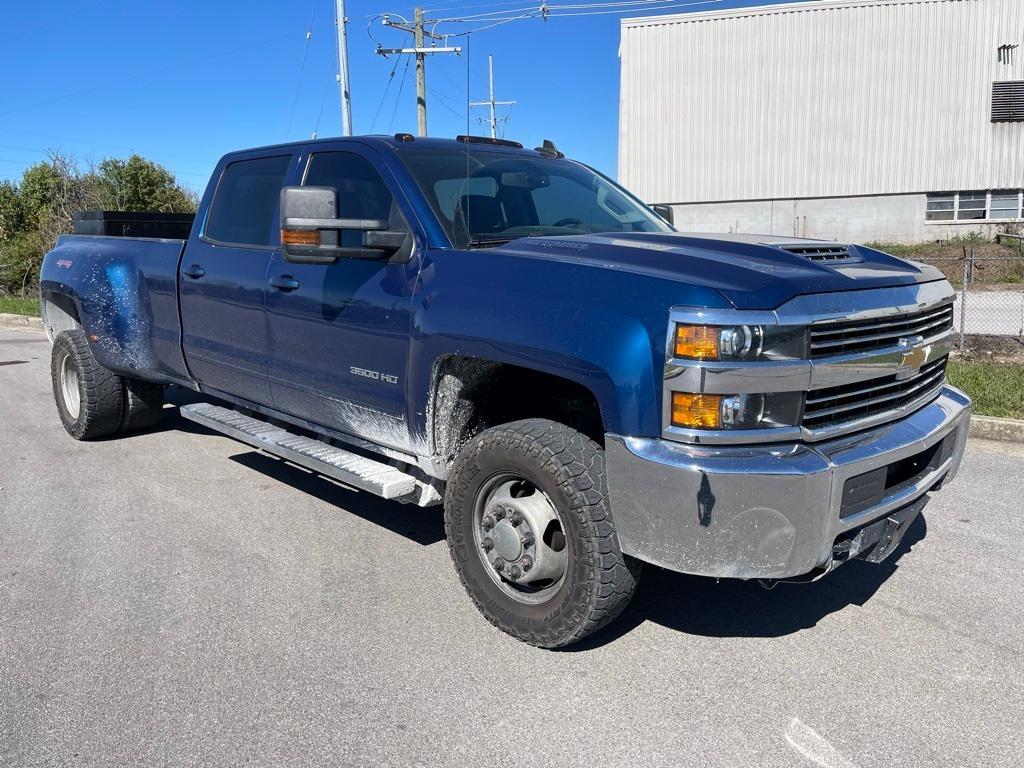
[51,329,124,440]
[445,418,640,648]
[120,378,165,432]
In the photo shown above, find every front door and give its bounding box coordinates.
[264,147,419,453]
[180,153,294,403]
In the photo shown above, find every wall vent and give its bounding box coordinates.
[992,81,1024,122]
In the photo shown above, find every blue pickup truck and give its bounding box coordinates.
[39,134,971,647]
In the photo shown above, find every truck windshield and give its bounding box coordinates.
[399,148,673,248]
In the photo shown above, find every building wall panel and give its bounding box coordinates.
[619,0,1024,204]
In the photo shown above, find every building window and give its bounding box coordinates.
[926,191,1024,222]
[991,191,1023,220]
[925,193,955,221]
[957,192,988,220]
[992,81,1024,122]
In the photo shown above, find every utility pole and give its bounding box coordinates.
[470,55,516,139]
[413,7,427,136]
[377,8,462,136]
[335,0,352,135]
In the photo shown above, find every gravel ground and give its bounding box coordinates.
[1,328,1022,768]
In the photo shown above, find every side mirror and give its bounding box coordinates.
[280,186,405,264]
[652,204,674,226]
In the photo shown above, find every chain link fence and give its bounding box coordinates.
[911,244,1024,349]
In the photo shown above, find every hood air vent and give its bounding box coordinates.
[778,244,857,262]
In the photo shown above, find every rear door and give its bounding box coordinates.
[179,153,294,403]
[264,146,419,452]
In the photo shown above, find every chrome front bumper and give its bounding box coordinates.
[605,386,971,580]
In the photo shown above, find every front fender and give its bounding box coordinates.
[407,248,731,443]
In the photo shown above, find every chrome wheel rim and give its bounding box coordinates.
[473,474,569,605]
[60,353,81,420]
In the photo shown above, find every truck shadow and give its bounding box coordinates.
[568,514,927,651]
[151,393,926,645]
[139,391,445,545]
[226,451,445,547]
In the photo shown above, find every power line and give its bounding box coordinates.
[286,0,320,139]
[370,33,411,132]
[376,8,464,136]
[546,0,724,16]
[388,53,414,132]
[424,0,539,15]
[0,32,294,119]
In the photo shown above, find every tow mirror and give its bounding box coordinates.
[280,186,405,264]
[652,204,674,226]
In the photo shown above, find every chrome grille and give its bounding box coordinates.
[809,303,954,359]
[803,356,948,430]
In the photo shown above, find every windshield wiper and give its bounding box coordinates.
[466,236,520,248]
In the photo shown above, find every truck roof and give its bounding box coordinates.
[224,135,558,159]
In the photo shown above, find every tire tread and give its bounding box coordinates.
[445,418,639,648]
[51,329,124,440]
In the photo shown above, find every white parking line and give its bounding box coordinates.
[785,718,858,768]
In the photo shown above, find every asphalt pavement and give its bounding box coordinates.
[1,327,1022,768]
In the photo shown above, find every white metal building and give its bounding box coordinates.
[619,0,1024,243]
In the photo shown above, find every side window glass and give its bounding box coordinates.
[304,152,399,224]
[205,155,292,246]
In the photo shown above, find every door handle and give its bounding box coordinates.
[269,275,301,292]
[182,264,206,279]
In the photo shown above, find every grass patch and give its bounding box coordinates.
[0,297,40,316]
[947,361,1024,419]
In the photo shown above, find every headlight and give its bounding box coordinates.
[673,324,806,361]
[671,391,803,430]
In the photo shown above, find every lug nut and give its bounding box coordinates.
[482,515,495,531]
[494,507,506,520]
[493,558,505,572]
[509,511,523,526]
[521,556,533,573]
[507,565,521,579]
[481,537,493,551]
[521,532,534,548]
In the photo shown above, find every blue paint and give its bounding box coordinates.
[40,136,945,456]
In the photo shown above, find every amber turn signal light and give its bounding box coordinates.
[674,325,720,360]
[671,392,722,429]
[281,229,320,246]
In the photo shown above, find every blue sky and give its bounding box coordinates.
[0,0,804,192]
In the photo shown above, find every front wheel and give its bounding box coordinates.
[444,419,640,648]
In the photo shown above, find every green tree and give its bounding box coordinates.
[0,151,197,297]
[92,155,197,213]
[0,181,29,240]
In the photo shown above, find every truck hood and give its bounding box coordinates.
[492,232,945,310]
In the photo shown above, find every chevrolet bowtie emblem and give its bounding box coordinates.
[896,335,930,380]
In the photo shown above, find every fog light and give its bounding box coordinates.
[670,391,803,431]
[671,393,722,428]
[720,393,765,427]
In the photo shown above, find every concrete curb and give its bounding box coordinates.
[970,415,1024,444]
[0,313,43,331]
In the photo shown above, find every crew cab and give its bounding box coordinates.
[39,134,971,647]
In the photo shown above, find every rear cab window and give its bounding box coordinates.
[301,150,409,248]
[204,154,293,247]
